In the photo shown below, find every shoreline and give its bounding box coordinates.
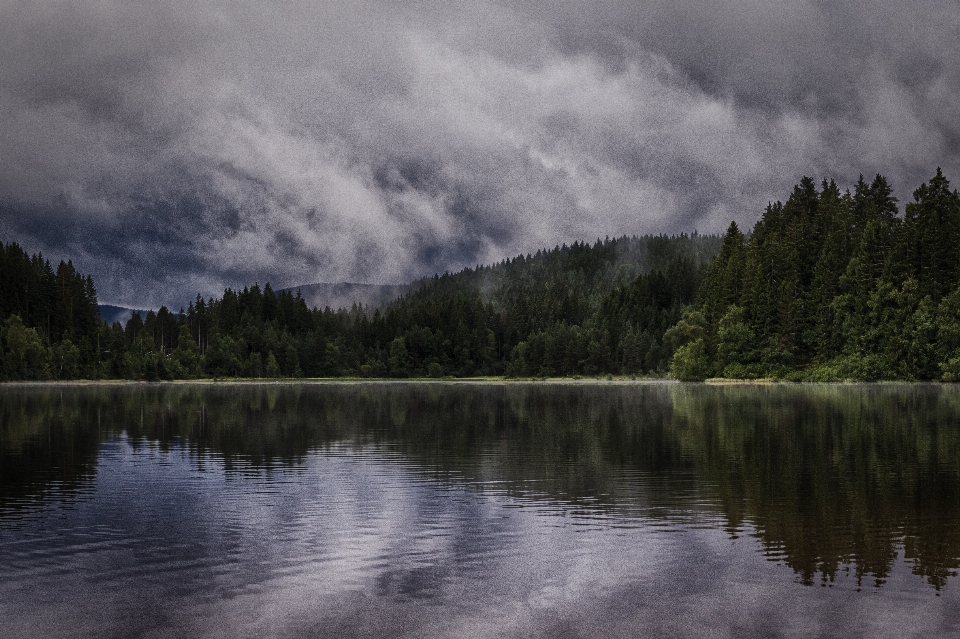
[0,376,947,386]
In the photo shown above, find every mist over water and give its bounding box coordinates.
[3,382,960,638]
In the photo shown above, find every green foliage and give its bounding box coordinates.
[664,169,960,381]
[716,305,755,371]
[0,234,719,380]
[0,243,101,379]
[935,287,960,376]
[265,351,281,378]
[51,339,81,380]
[388,337,409,377]
[0,244,99,344]
[940,357,960,382]
[2,315,50,380]
[804,354,901,382]
[206,334,245,378]
[7,169,960,382]
[670,338,712,381]
[172,325,203,378]
[663,308,707,349]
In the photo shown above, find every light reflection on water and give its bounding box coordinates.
[2,382,960,638]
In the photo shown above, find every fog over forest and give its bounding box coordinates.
[1,0,958,308]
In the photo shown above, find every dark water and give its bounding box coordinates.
[2,382,960,638]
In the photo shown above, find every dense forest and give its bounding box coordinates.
[0,234,718,380]
[0,243,100,380]
[669,169,960,381]
[2,168,958,382]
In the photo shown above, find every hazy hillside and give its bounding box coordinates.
[99,305,149,326]
[279,282,410,312]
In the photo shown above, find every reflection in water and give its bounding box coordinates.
[1,383,698,527]
[2,382,960,637]
[669,384,960,589]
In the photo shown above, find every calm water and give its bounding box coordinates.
[2,382,960,638]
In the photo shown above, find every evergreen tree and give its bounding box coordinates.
[667,169,960,381]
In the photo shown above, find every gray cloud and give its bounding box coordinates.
[0,0,957,307]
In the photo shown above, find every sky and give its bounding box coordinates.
[1,0,958,308]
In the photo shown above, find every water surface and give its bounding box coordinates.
[2,382,960,638]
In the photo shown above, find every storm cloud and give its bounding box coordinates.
[1,0,957,307]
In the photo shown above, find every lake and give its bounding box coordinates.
[2,381,960,638]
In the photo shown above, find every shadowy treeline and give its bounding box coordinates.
[3,168,959,381]
[0,243,100,380]
[669,169,960,380]
[0,235,718,380]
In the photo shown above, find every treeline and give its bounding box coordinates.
[7,167,958,382]
[0,243,100,379]
[0,234,719,380]
[668,169,960,381]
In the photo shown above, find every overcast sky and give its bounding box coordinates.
[1,0,958,308]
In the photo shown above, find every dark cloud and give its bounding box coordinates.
[0,0,957,307]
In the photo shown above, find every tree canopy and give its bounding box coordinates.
[668,169,960,381]
[4,168,960,382]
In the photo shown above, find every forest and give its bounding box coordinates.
[0,168,958,382]
[0,234,717,380]
[670,169,960,381]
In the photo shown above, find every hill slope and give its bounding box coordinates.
[278,282,409,312]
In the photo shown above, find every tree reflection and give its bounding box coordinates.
[668,383,960,589]
[2,382,960,589]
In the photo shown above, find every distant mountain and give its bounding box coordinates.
[98,283,407,328]
[279,282,410,312]
[99,304,149,326]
